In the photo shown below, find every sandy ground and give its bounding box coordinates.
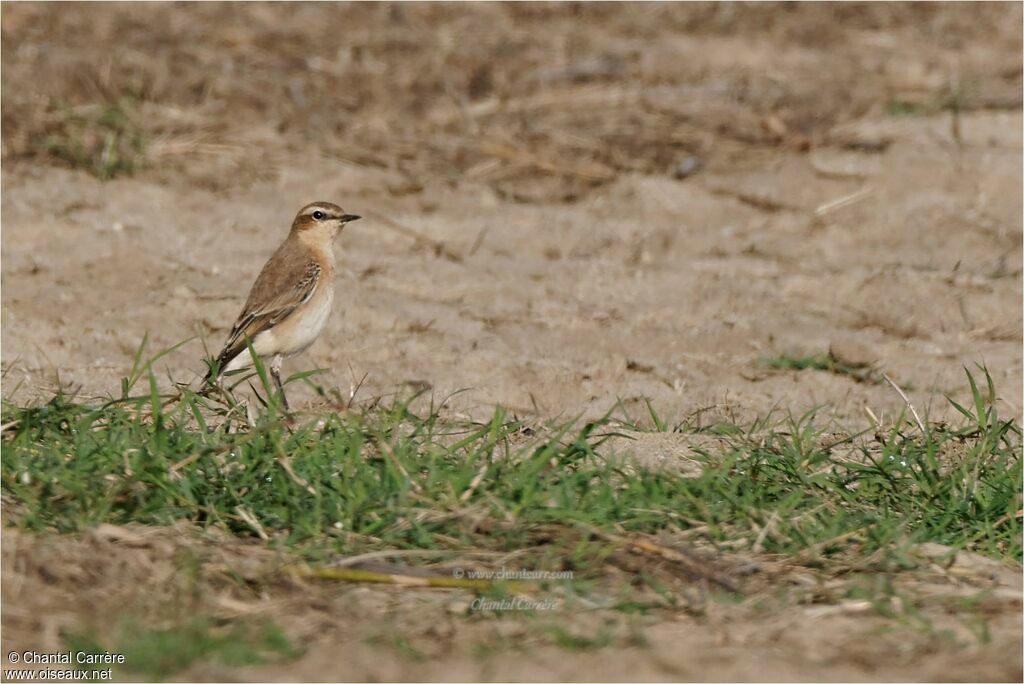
[1,3,1022,681]
[3,525,1022,683]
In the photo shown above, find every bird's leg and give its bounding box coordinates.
[269,355,290,410]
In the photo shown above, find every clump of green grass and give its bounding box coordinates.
[765,353,835,372]
[887,99,929,117]
[66,619,298,680]
[764,352,880,383]
[37,96,146,180]
[2,355,1019,566]
[887,84,970,119]
[2,352,1019,671]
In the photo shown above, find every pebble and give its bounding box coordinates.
[673,155,701,179]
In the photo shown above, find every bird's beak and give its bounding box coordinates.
[341,214,361,223]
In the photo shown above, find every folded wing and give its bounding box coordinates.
[208,261,321,380]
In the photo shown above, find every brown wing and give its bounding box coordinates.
[212,260,321,373]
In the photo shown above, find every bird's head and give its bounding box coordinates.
[292,201,361,237]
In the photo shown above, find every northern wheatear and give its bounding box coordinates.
[204,201,360,408]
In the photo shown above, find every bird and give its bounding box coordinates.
[203,201,361,409]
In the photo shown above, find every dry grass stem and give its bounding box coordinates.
[814,187,874,217]
[234,505,270,541]
[881,372,928,434]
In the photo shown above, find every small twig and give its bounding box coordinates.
[809,158,870,181]
[283,564,535,592]
[804,600,874,619]
[459,461,490,503]
[467,227,488,258]
[796,527,865,561]
[158,382,187,412]
[332,549,505,567]
[277,456,316,496]
[814,186,873,217]
[751,511,780,554]
[864,405,882,430]
[346,364,369,411]
[990,509,1023,529]
[583,525,738,593]
[705,185,797,213]
[243,399,258,428]
[949,69,962,150]
[235,505,269,540]
[376,438,423,494]
[881,373,927,434]
[169,452,200,480]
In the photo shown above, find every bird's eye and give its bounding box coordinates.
[312,210,325,221]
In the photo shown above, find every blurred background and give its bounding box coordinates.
[3,3,1021,194]
[2,4,1023,682]
[2,2,1022,421]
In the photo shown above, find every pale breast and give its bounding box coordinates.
[260,283,335,358]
